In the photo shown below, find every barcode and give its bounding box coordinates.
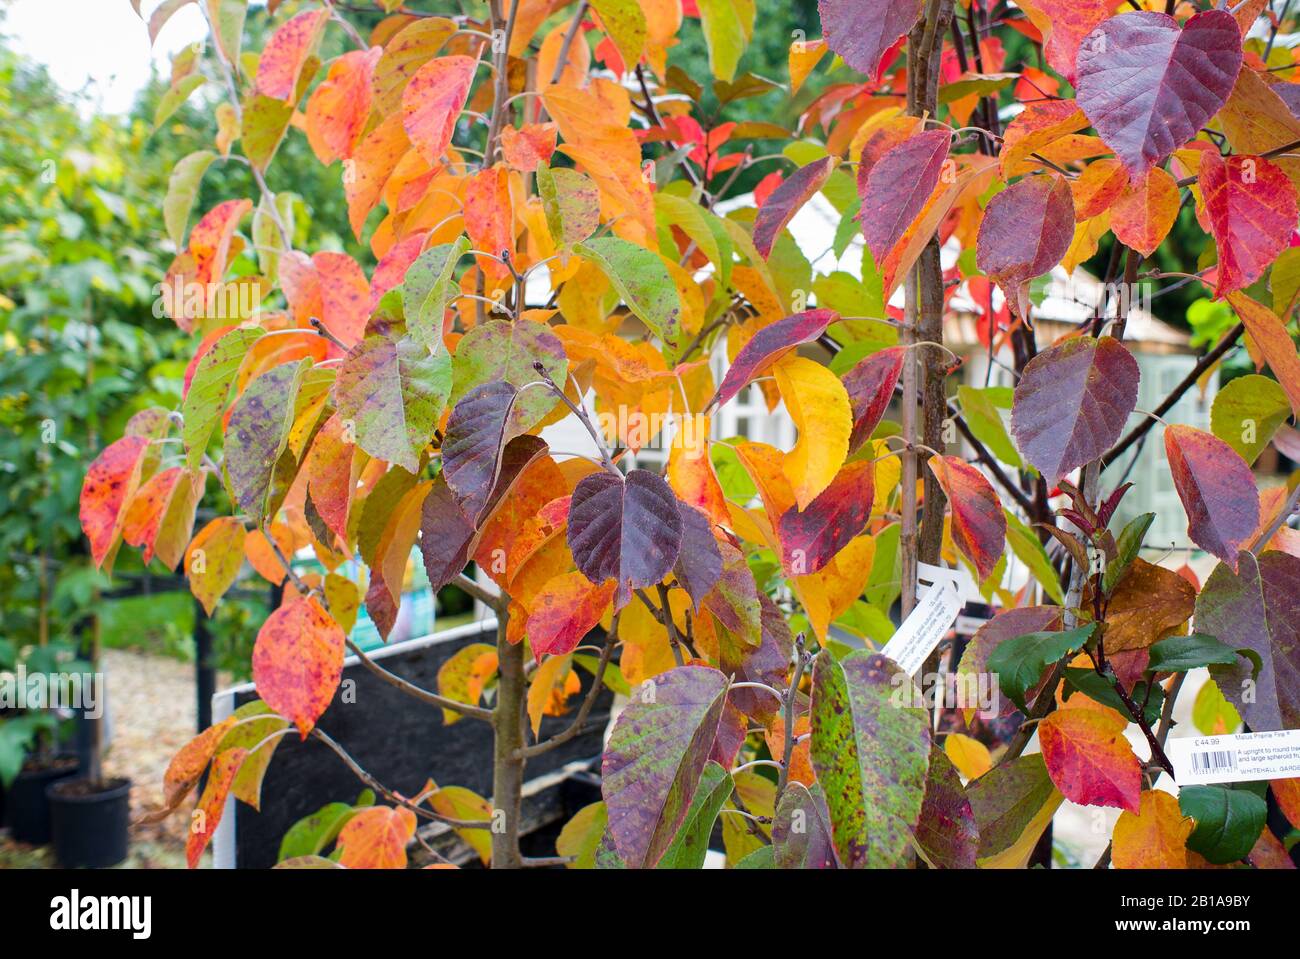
[1191,750,1237,773]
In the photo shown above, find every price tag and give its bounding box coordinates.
[880,578,963,676]
[1168,729,1300,786]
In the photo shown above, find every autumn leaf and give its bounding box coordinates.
[810,650,930,868]
[255,8,329,101]
[1038,707,1141,814]
[306,46,381,164]
[80,435,152,570]
[976,174,1074,319]
[336,806,418,868]
[185,516,246,615]
[927,455,1005,583]
[778,459,874,576]
[567,468,683,609]
[772,782,839,869]
[673,500,724,612]
[186,746,247,868]
[843,346,904,454]
[752,156,836,257]
[967,754,1063,868]
[500,122,558,173]
[1225,293,1300,417]
[711,309,839,409]
[1110,167,1179,258]
[914,748,978,869]
[859,130,950,268]
[1112,790,1193,869]
[818,0,923,79]
[1016,0,1115,83]
[1010,336,1139,485]
[1100,558,1196,653]
[601,666,729,868]
[1164,425,1260,568]
[252,596,345,736]
[401,55,477,165]
[1076,10,1242,179]
[773,355,852,510]
[1202,152,1298,298]
[527,572,617,658]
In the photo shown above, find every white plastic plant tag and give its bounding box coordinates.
[1168,729,1300,786]
[917,561,981,603]
[880,578,963,676]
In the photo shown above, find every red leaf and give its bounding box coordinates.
[976,174,1074,319]
[307,46,382,164]
[1076,10,1242,180]
[752,157,836,257]
[1164,424,1260,569]
[527,572,617,658]
[1201,151,1298,298]
[80,435,151,569]
[500,122,558,173]
[1016,0,1114,84]
[778,459,874,576]
[567,469,684,609]
[255,8,330,101]
[252,596,345,736]
[859,129,950,266]
[1039,708,1141,814]
[464,164,514,279]
[927,456,1005,583]
[817,0,924,79]
[710,308,840,408]
[842,345,904,453]
[1011,336,1139,485]
[401,55,477,165]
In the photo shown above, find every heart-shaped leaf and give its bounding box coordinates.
[976,174,1074,319]
[1011,335,1139,484]
[1076,10,1243,179]
[567,468,684,609]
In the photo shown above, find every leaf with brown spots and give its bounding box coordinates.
[186,746,248,868]
[401,54,477,166]
[255,8,329,101]
[252,596,345,736]
[914,747,979,869]
[336,805,418,869]
[1099,558,1196,653]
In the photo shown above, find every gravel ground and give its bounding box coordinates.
[0,647,227,869]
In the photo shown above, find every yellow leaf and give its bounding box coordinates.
[773,355,850,509]
[1112,790,1192,869]
[945,733,993,781]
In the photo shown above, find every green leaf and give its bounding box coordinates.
[809,650,931,868]
[1210,373,1290,465]
[537,166,600,248]
[1103,512,1154,594]
[1192,677,1242,735]
[1061,667,1163,726]
[959,385,1023,469]
[1179,785,1267,864]
[402,237,469,351]
[588,0,647,77]
[1146,633,1241,674]
[939,72,1018,104]
[164,151,216,249]
[575,237,683,352]
[556,801,608,869]
[656,761,732,869]
[696,0,747,82]
[153,74,206,130]
[448,318,566,433]
[987,623,1096,712]
[1004,509,1065,604]
[601,666,729,868]
[655,193,733,293]
[183,327,264,471]
[278,801,358,862]
[732,845,775,868]
[967,754,1062,868]
[334,334,452,473]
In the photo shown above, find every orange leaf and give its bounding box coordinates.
[998,99,1089,178]
[345,112,410,240]
[500,122,558,173]
[1110,167,1179,258]
[186,517,247,615]
[186,746,248,868]
[1112,790,1192,869]
[527,571,617,658]
[336,805,418,868]
[401,54,477,166]
[1071,158,1128,220]
[80,435,152,570]
[666,413,728,526]
[252,596,345,736]
[306,46,381,164]
[1039,707,1142,814]
[255,8,329,101]
[1226,292,1300,417]
[464,164,514,280]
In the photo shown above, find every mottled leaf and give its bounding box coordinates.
[928,456,1005,583]
[252,595,345,736]
[1165,424,1260,568]
[772,782,839,869]
[914,748,979,869]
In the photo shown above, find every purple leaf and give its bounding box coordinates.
[672,500,723,612]
[1010,335,1139,485]
[567,469,684,609]
[752,157,836,257]
[441,381,521,523]
[1196,550,1300,732]
[773,782,840,868]
[1164,425,1260,568]
[711,308,839,409]
[703,540,763,646]
[1076,10,1242,180]
[601,665,730,868]
[914,747,979,869]
[224,359,306,524]
[975,174,1075,319]
[719,593,793,724]
[859,129,951,266]
[818,0,924,79]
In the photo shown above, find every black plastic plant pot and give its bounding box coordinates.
[47,777,132,868]
[6,754,80,845]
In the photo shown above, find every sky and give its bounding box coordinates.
[3,0,212,114]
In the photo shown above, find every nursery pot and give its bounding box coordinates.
[47,777,132,868]
[6,754,80,845]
